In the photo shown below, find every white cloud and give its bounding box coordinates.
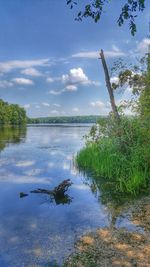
[92,81,101,86]
[35,105,40,109]
[72,51,99,59]
[48,89,65,95]
[0,80,13,88]
[50,110,59,114]
[137,38,150,54]
[62,67,90,85]
[53,103,61,107]
[12,77,34,85]
[48,68,99,94]
[103,49,126,58]
[0,58,50,73]
[21,68,42,77]
[42,102,50,107]
[61,110,66,115]
[62,67,99,90]
[46,77,55,83]
[72,46,126,59]
[112,45,120,52]
[110,76,119,84]
[23,104,31,109]
[89,100,110,115]
[90,101,105,108]
[66,84,78,91]
[72,107,79,112]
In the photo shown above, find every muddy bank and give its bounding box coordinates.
[64,228,150,267]
[63,195,150,267]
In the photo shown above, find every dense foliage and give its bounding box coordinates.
[0,99,27,125]
[111,56,150,117]
[27,115,103,124]
[76,116,150,195]
[66,0,146,35]
[76,57,150,196]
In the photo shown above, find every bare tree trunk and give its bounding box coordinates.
[100,49,120,122]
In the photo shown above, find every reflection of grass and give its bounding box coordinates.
[83,175,127,206]
[76,145,150,230]
[44,261,59,267]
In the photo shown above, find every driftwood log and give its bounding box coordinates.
[20,179,73,204]
[20,192,28,198]
[30,179,73,205]
[30,179,72,195]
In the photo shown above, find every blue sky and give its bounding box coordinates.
[0,0,149,117]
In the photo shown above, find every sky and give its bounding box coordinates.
[0,0,150,117]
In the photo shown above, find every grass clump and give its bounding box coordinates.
[76,116,150,195]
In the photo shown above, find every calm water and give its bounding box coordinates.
[0,125,142,267]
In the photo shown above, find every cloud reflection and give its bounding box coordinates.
[62,161,70,170]
[0,174,50,184]
[72,184,89,190]
[16,160,35,167]
[24,169,42,176]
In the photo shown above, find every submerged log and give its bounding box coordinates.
[30,179,73,196]
[30,188,52,194]
[20,192,28,198]
[30,179,73,205]
[19,180,73,204]
[53,179,73,195]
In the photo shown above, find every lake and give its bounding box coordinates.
[0,125,143,267]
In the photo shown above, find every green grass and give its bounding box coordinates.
[76,118,150,195]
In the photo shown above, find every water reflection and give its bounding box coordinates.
[0,125,145,267]
[1,125,109,266]
[0,126,26,152]
[81,176,125,229]
[37,192,73,205]
[81,172,148,231]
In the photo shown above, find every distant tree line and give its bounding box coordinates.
[0,99,27,125]
[27,115,104,124]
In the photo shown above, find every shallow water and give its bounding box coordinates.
[0,125,143,267]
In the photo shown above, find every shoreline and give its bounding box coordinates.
[63,194,150,267]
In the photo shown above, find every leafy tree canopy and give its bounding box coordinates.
[0,99,27,125]
[66,0,146,35]
[110,56,150,117]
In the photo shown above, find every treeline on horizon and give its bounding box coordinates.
[0,99,26,125]
[0,98,107,125]
[27,115,104,124]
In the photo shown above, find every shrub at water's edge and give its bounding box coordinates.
[0,99,27,125]
[76,116,150,195]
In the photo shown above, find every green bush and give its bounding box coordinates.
[76,116,150,195]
